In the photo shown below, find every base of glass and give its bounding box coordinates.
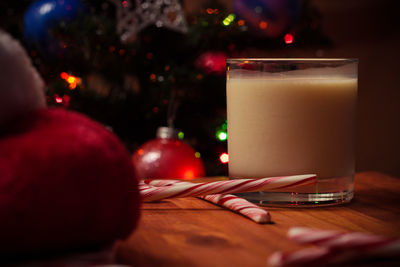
[232,175,354,207]
[234,190,353,207]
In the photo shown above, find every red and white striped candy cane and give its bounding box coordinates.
[268,240,400,267]
[145,179,188,187]
[144,179,271,223]
[268,247,352,267]
[268,228,400,266]
[200,193,271,223]
[140,174,316,202]
[138,180,154,190]
[288,227,400,250]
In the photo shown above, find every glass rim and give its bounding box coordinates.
[226,58,358,64]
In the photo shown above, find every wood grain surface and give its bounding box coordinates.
[115,172,400,267]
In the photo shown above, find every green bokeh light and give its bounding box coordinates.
[222,14,236,26]
[217,130,227,141]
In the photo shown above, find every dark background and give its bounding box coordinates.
[314,0,400,178]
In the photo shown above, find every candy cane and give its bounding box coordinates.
[200,193,271,223]
[268,247,351,267]
[140,174,316,202]
[138,180,153,190]
[288,227,400,250]
[268,228,400,266]
[268,241,400,267]
[145,179,188,187]
[144,179,271,223]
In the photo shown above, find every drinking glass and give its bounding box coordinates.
[226,58,358,206]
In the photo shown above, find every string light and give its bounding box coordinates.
[237,20,245,26]
[219,153,229,164]
[178,131,184,139]
[60,72,68,80]
[216,130,227,141]
[67,76,76,84]
[222,14,235,26]
[195,152,201,158]
[216,120,228,141]
[206,8,219,14]
[63,95,71,106]
[60,72,82,90]
[222,120,227,130]
[259,21,268,29]
[54,94,63,104]
[284,33,294,44]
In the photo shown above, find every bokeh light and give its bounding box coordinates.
[219,153,229,164]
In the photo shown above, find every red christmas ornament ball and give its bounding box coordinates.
[195,51,227,75]
[0,108,141,257]
[132,127,205,180]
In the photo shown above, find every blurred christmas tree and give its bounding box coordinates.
[0,0,330,176]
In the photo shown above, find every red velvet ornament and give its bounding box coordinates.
[132,127,205,180]
[0,108,141,258]
[195,51,227,75]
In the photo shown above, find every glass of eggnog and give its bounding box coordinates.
[226,58,357,206]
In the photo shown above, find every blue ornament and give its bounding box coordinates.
[24,0,85,54]
[234,0,301,38]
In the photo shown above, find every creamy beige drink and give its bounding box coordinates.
[226,59,358,205]
[227,77,357,178]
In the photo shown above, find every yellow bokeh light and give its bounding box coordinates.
[60,72,82,90]
[67,76,76,84]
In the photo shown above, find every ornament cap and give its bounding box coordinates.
[156,127,179,139]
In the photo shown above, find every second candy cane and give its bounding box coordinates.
[145,179,271,223]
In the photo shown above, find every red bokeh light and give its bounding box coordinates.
[219,153,229,164]
[284,33,294,44]
[60,72,68,80]
[259,21,268,29]
[54,95,63,104]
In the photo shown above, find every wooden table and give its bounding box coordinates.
[115,172,400,267]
